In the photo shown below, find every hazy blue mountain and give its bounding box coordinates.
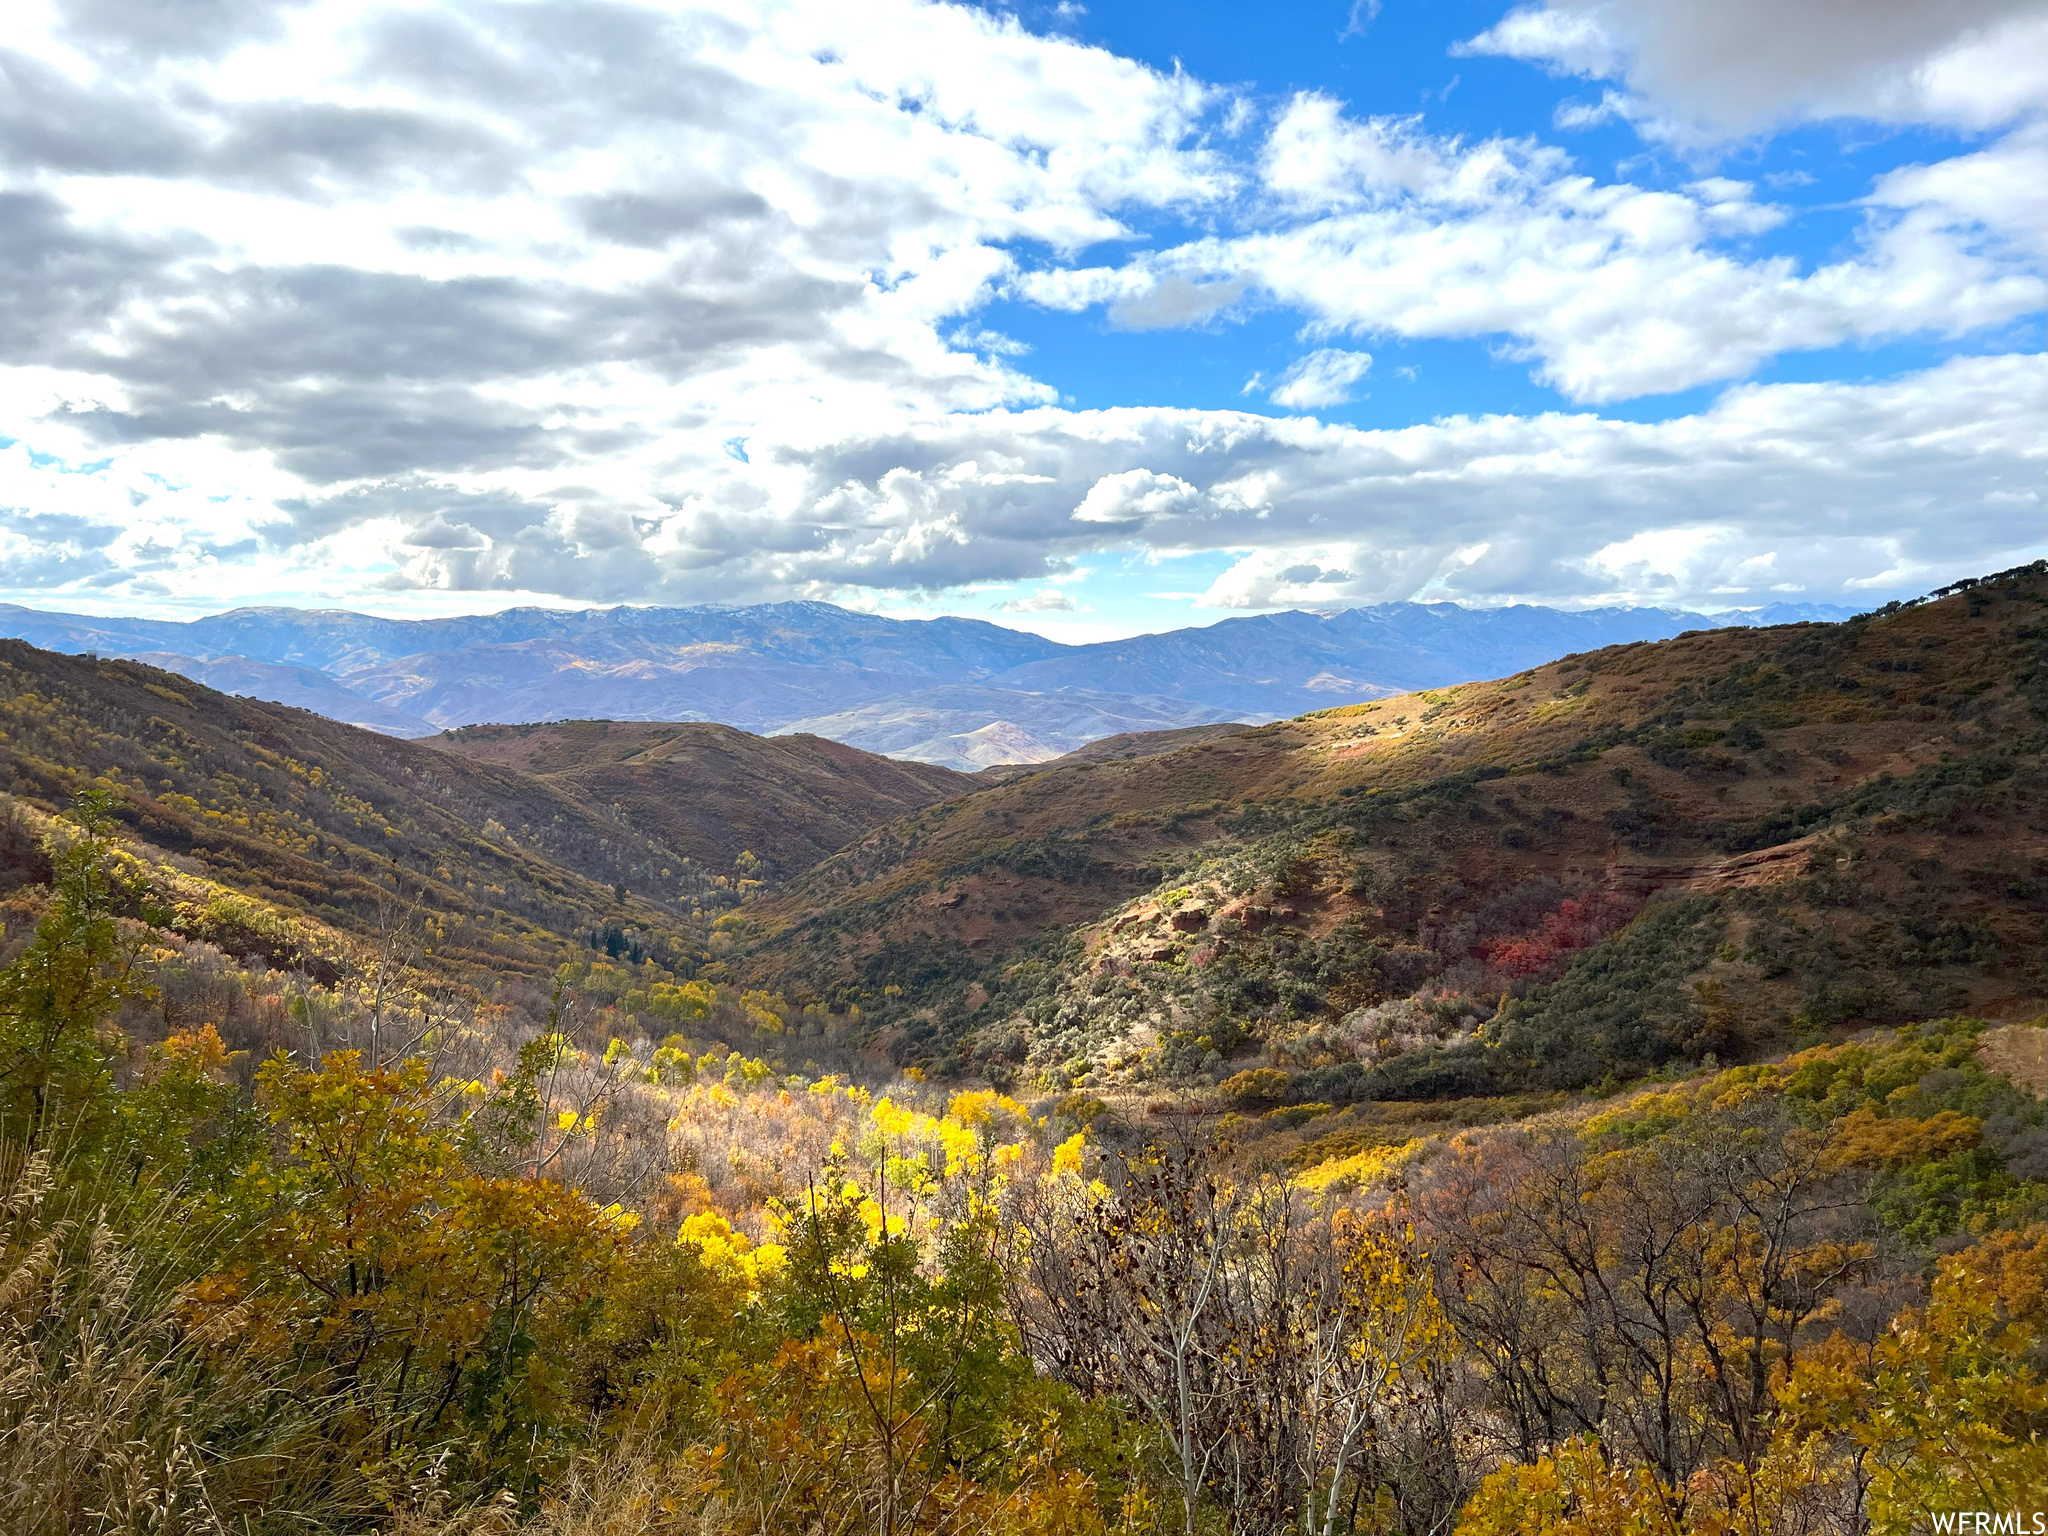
[342,647,932,734]
[1697,602,1862,628]
[0,602,1064,677]
[0,597,1855,765]
[773,685,1239,771]
[980,601,1856,715]
[119,653,440,737]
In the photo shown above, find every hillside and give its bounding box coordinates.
[428,719,976,875]
[0,642,703,979]
[741,566,2047,1085]
[2,584,2039,1536]
[9,766,2039,1534]
[982,600,1845,716]
[976,721,1257,781]
[0,645,1027,979]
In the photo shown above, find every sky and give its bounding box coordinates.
[0,0,2041,642]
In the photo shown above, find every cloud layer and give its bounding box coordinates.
[0,0,2040,618]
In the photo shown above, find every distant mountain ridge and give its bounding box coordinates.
[0,601,1065,676]
[0,597,1856,769]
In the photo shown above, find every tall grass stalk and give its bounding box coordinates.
[0,1135,386,1535]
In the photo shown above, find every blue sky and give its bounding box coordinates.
[987,0,2037,432]
[0,0,2040,640]
[996,0,1699,425]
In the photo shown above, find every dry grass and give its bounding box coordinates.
[0,1144,384,1536]
[0,1150,227,1536]
[389,1442,729,1536]
[1978,1021,2048,1097]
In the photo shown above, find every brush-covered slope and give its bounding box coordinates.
[741,565,2047,1085]
[0,642,701,977]
[975,722,1258,782]
[429,719,976,875]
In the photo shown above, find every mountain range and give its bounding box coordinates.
[0,596,1854,770]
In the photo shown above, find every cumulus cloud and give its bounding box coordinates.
[1459,0,2046,142]
[0,0,1245,596]
[21,349,2029,613]
[742,351,2043,608]
[1070,469,1206,526]
[0,0,1228,456]
[1198,549,1358,609]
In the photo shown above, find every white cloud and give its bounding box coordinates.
[999,588,1081,612]
[12,350,2032,615]
[1868,120,2048,250]
[0,0,1231,506]
[1553,92,1627,131]
[1340,0,1384,43]
[776,350,2044,611]
[1459,0,2046,142]
[1071,468,1203,524]
[1263,348,1373,410]
[1462,7,1622,80]
[1062,97,2044,402]
[1907,18,2048,132]
[1196,548,1356,609]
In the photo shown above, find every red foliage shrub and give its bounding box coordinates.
[1476,894,1632,979]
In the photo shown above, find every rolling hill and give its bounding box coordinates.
[0,644,980,982]
[976,600,1849,716]
[0,642,702,978]
[737,565,2046,1088]
[975,721,1257,781]
[427,719,975,875]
